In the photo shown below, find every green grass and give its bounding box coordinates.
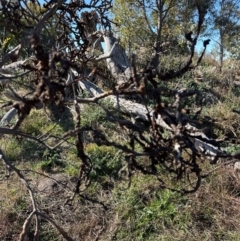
[2,57,240,240]
[111,175,191,241]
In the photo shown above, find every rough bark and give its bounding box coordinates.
[81,11,103,53]
[103,32,132,84]
[79,11,132,84]
[76,74,172,131]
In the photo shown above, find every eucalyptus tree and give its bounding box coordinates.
[112,0,211,68]
[208,0,240,69]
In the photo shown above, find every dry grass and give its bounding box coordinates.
[187,166,240,240]
[1,56,240,240]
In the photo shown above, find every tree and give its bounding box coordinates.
[112,0,156,53]
[0,1,66,56]
[112,0,211,67]
[0,0,239,240]
[208,0,240,70]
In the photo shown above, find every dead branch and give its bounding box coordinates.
[0,150,39,240]
[36,212,75,241]
[0,0,65,68]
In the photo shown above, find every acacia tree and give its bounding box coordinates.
[0,0,240,240]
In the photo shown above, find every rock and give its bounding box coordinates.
[37,174,70,196]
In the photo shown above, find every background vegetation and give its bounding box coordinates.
[1,0,240,240]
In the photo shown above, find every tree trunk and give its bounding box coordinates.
[219,43,224,72]
[150,1,163,68]
[103,32,132,84]
[219,30,224,72]
[80,11,103,53]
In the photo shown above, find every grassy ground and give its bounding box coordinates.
[1,57,240,240]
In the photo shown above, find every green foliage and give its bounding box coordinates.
[14,197,27,212]
[81,104,106,127]
[64,147,80,176]
[224,144,240,154]
[207,0,240,64]
[38,228,59,241]
[37,149,65,172]
[0,137,22,162]
[112,0,154,52]
[112,0,196,56]
[20,110,47,135]
[81,101,116,131]
[86,143,122,181]
[64,163,79,176]
[1,35,12,53]
[20,108,71,140]
[112,176,190,240]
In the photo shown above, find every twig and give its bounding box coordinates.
[36,212,75,241]
[0,150,39,240]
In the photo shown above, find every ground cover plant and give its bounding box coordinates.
[1,0,240,240]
